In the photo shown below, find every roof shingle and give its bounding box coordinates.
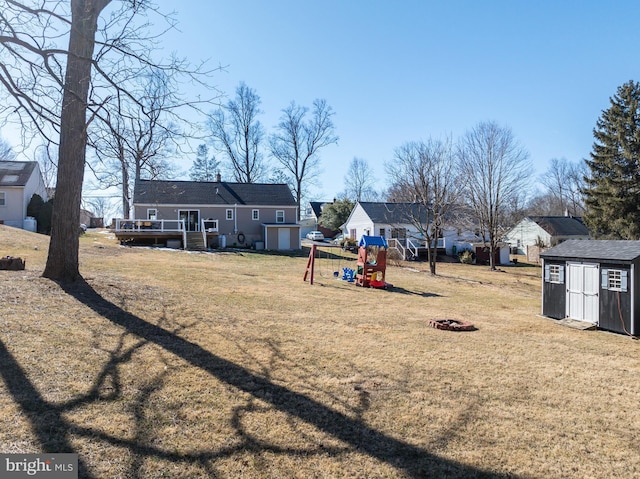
[541,240,640,262]
[133,179,296,206]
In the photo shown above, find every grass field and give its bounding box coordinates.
[1,225,639,478]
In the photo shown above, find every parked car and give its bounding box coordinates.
[332,233,345,244]
[306,231,324,241]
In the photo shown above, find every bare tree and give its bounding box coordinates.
[0,136,15,160]
[269,99,338,219]
[33,143,57,190]
[540,157,586,216]
[0,1,215,281]
[208,82,266,183]
[458,121,531,270]
[83,195,117,224]
[342,157,377,202]
[91,69,182,218]
[386,138,462,275]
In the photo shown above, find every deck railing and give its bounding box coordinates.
[200,219,219,247]
[388,238,419,260]
[114,218,186,232]
[114,219,187,249]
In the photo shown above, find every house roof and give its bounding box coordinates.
[358,202,424,223]
[541,240,640,262]
[527,216,590,237]
[0,161,37,187]
[308,201,325,218]
[134,179,296,206]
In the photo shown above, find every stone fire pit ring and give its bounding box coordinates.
[429,318,475,331]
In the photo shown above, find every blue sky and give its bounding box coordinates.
[156,0,640,201]
[9,1,640,204]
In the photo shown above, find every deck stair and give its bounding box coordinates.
[186,232,206,251]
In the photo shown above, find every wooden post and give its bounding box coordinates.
[303,244,317,285]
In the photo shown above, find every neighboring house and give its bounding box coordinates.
[300,201,338,239]
[118,178,300,250]
[503,215,590,255]
[343,201,491,260]
[0,161,48,230]
[540,240,640,336]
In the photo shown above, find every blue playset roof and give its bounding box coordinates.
[358,235,388,248]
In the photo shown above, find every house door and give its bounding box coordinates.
[278,228,290,249]
[566,262,599,324]
[178,210,200,232]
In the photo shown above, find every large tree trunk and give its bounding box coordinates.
[43,0,110,281]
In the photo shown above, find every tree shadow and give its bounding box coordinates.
[391,287,443,298]
[0,340,96,478]
[1,277,521,478]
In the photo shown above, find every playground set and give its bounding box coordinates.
[304,235,392,290]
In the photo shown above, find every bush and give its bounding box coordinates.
[341,238,357,252]
[458,249,474,264]
[26,194,53,234]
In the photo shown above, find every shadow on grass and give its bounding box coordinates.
[1,277,521,478]
[391,287,443,298]
[0,340,96,479]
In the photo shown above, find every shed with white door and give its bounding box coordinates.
[540,240,640,336]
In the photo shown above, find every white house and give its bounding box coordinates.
[0,161,48,230]
[343,201,486,259]
[503,215,590,255]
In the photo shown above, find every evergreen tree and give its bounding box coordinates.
[318,198,354,231]
[189,144,220,181]
[583,80,640,239]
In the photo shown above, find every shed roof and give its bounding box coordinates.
[134,179,296,206]
[528,216,590,236]
[0,161,37,187]
[540,240,640,262]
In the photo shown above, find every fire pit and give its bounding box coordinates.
[429,319,475,331]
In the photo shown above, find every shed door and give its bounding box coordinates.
[566,262,599,324]
[278,228,290,250]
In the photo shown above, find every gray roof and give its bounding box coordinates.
[0,161,37,187]
[308,201,325,218]
[359,202,424,223]
[528,216,590,237]
[134,179,296,206]
[541,240,640,262]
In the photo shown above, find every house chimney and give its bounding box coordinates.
[215,172,221,182]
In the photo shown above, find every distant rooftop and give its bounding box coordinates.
[0,161,38,187]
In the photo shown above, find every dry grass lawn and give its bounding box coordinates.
[1,225,639,478]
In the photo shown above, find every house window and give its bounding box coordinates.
[147,209,157,220]
[0,192,5,206]
[252,209,259,221]
[391,228,406,239]
[378,228,385,237]
[276,210,284,223]
[544,264,564,284]
[226,209,233,221]
[602,269,628,292]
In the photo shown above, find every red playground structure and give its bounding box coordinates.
[356,236,392,289]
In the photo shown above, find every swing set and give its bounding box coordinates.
[303,236,392,289]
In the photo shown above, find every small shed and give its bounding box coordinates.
[540,240,640,336]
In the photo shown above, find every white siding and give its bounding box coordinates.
[344,204,375,240]
[504,219,551,253]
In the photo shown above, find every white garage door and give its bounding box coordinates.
[566,262,599,324]
[278,228,290,250]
